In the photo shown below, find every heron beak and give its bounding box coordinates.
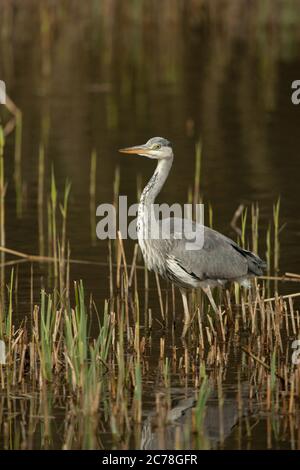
[118,144,151,155]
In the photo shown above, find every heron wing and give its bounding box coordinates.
[162,218,265,281]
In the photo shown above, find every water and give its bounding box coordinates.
[1,0,300,449]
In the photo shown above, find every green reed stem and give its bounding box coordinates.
[273,198,280,274]
[90,149,97,244]
[38,144,45,256]
[50,167,58,277]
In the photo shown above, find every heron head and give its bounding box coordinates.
[119,137,173,160]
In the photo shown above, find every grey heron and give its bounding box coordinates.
[119,137,266,336]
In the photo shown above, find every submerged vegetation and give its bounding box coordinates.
[0,0,300,451]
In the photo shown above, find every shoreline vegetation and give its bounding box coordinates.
[0,0,300,450]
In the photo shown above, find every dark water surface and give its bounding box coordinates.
[1,0,300,450]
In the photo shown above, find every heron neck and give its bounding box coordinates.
[140,157,173,206]
[137,157,173,243]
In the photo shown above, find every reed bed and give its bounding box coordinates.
[1,263,300,449]
[0,168,299,449]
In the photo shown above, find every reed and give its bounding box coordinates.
[0,125,5,337]
[90,149,97,245]
[240,207,248,249]
[193,140,202,218]
[251,203,259,254]
[273,198,280,274]
[50,167,58,277]
[38,144,45,257]
[14,109,22,217]
[208,203,213,229]
[59,180,71,301]
[194,374,210,440]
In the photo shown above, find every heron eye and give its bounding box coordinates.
[153,144,161,150]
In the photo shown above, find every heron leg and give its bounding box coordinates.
[201,285,219,317]
[180,288,191,337]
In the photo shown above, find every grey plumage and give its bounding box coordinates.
[166,223,265,286]
[139,218,265,288]
[119,137,266,334]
